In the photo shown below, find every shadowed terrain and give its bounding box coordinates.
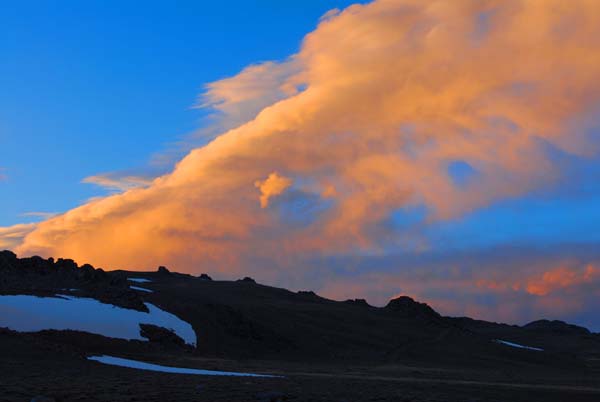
[1,250,599,401]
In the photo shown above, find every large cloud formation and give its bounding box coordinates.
[12,0,600,327]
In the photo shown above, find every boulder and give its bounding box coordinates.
[139,323,185,347]
[297,290,322,300]
[385,296,440,320]
[344,298,370,307]
[198,273,212,281]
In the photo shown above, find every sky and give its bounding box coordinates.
[2,0,600,331]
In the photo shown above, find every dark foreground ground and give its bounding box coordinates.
[2,329,599,402]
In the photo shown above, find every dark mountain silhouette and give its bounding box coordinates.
[524,319,591,335]
[1,250,600,401]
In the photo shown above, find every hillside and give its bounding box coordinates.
[1,250,600,401]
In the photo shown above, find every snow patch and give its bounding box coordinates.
[88,355,280,377]
[0,294,196,346]
[128,277,152,283]
[495,339,543,351]
[130,286,153,293]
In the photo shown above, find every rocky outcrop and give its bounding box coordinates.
[139,323,185,347]
[198,273,212,281]
[385,296,441,320]
[0,250,146,311]
[343,298,370,307]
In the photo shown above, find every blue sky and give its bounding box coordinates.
[4,0,598,250]
[0,0,359,225]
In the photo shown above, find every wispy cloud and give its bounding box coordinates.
[0,223,37,250]
[197,59,302,134]
[0,168,7,182]
[20,212,59,220]
[82,173,153,192]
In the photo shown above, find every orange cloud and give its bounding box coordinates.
[525,264,600,296]
[9,0,600,289]
[254,172,293,208]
